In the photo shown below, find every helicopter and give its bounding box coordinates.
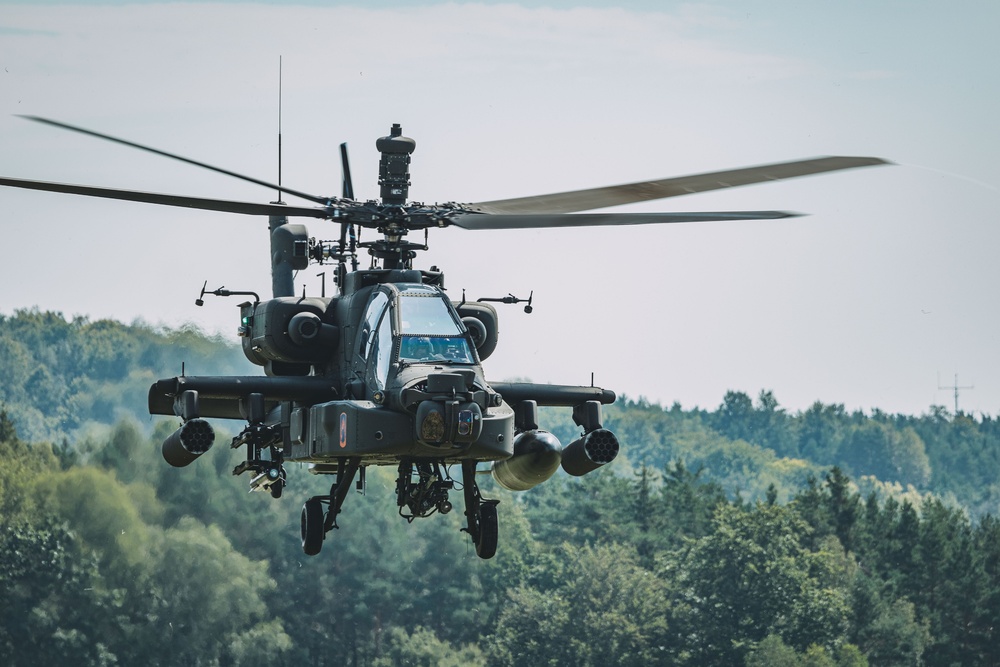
[0,115,888,558]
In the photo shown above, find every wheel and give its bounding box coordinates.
[269,478,284,499]
[301,498,325,556]
[475,501,499,559]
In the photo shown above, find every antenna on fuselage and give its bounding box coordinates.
[268,55,296,299]
[277,55,283,202]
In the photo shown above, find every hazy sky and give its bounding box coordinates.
[1,1,998,417]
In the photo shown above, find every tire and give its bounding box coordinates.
[475,502,499,559]
[301,498,324,556]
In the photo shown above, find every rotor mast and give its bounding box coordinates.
[369,124,420,270]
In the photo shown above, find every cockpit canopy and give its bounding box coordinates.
[358,284,476,394]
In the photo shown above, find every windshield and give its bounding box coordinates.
[398,289,464,336]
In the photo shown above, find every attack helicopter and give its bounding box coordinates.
[0,115,888,558]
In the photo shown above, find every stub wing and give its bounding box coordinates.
[489,382,615,407]
[148,375,339,420]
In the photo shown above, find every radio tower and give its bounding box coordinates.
[939,373,974,414]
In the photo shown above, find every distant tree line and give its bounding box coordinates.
[596,390,1000,518]
[0,309,251,444]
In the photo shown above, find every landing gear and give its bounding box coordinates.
[301,497,324,556]
[300,457,362,556]
[473,500,499,559]
[462,460,500,559]
[300,458,499,559]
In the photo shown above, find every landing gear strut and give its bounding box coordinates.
[300,457,362,556]
[462,460,499,559]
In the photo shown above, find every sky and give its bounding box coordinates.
[1,1,998,417]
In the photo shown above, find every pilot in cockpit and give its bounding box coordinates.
[402,336,439,362]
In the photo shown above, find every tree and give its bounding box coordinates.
[972,515,1000,666]
[488,543,670,666]
[657,459,727,547]
[838,422,930,488]
[89,418,146,483]
[746,635,801,667]
[825,467,860,552]
[856,597,929,667]
[798,402,848,463]
[30,466,154,581]
[792,467,860,552]
[0,520,113,667]
[372,626,485,667]
[745,635,868,667]
[0,411,58,522]
[713,390,794,456]
[678,504,852,664]
[136,518,291,666]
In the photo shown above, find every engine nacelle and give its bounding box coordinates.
[561,428,620,477]
[491,430,562,491]
[240,297,339,375]
[455,301,499,361]
[161,418,216,468]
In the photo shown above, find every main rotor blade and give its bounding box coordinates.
[18,115,337,207]
[448,210,800,230]
[0,176,330,218]
[340,142,355,200]
[467,156,890,215]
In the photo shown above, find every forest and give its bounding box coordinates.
[2,309,1000,666]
